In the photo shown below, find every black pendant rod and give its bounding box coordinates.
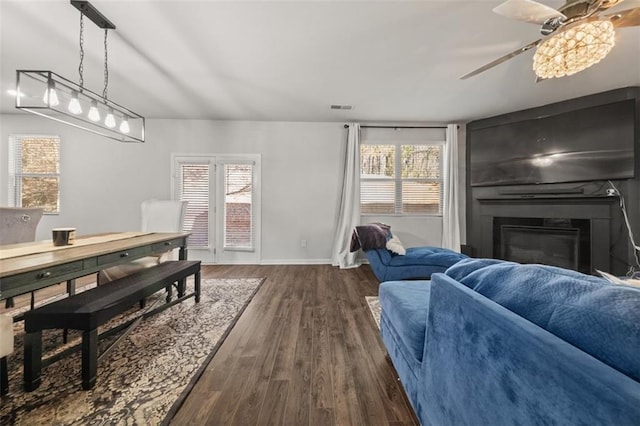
[343,124,448,129]
[71,1,116,29]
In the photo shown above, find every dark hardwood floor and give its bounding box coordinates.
[1,264,417,425]
[170,264,418,425]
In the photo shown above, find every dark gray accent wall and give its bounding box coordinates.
[466,87,640,275]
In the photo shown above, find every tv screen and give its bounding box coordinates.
[469,99,636,186]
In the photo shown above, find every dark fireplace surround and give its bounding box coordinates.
[494,217,591,273]
[477,196,615,273]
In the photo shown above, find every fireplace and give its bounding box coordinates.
[476,195,616,273]
[494,217,591,273]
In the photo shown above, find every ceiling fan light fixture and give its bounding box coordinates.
[533,19,615,78]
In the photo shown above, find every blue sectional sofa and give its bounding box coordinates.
[365,247,468,282]
[379,258,640,425]
[350,222,468,282]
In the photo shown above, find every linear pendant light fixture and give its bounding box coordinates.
[15,1,145,143]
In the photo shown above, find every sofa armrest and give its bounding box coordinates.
[420,273,640,426]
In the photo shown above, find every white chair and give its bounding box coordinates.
[0,314,13,395]
[0,207,44,245]
[98,199,188,284]
[0,207,44,308]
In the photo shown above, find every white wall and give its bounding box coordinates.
[0,114,465,263]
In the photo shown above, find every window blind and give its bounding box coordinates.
[177,162,209,248]
[223,163,253,250]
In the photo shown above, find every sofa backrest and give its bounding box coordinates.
[424,273,640,426]
[444,259,640,382]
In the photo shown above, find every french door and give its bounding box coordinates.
[172,154,261,264]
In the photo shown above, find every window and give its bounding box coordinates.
[176,161,210,248]
[223,163,254,250]
[8,135,61,213]
[360,142,442,215]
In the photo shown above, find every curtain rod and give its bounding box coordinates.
[342,124,451,129]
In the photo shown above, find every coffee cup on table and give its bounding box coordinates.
[52,228,76,246]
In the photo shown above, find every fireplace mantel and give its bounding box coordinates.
[477,195,618,205]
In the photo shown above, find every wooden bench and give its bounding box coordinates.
[23,260,201,391]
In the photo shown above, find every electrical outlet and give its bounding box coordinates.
[300,239,307,248]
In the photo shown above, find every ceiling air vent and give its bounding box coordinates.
[330,104,353,110]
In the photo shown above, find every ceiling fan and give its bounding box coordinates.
[460,0,640,80]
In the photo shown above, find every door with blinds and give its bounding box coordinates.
[172,154,261,264]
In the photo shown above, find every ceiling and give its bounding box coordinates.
[1,0,639,123]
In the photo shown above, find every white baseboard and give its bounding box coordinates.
[199,258,362,266]
[260,258,332,265]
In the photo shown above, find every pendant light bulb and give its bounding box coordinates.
[119,116,130,134]
[105,108,116,128]
[88,100,100,122]
[68,91,82,114]
[43,79,59,106]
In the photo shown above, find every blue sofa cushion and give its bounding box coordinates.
[366,247,393,265]
[379,280,430,363]
[367,247,468,281]
[388,246,467,267]
[450,262,640,382]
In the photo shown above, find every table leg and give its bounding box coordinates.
[1,357,8,395]
[166,282,173,303]
[24,331,42,392]
[177,245,188,298]
[63,279,77,343]
[67,279,76,296]
[195,270,201,303]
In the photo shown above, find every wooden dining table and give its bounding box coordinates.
[0,232,190,302]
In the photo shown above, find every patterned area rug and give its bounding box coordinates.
[366,296,381,329]
[0,277,264,425]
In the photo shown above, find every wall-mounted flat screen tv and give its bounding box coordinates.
[469,99,636,187]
